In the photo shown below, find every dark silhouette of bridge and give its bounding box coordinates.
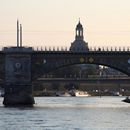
[0,20,130,106]
[36,76,130,84]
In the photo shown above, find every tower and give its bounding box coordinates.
[70,20,89,52]
[75,20,84,40]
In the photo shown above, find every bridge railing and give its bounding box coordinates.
[1,46,130,52]
[32,46,70,52]
[89,46,130,52]
[32,46,130,52]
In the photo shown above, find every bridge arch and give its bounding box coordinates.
[45,62,127,76]
[32,53,130,80]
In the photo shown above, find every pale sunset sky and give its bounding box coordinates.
[0,0,130,48]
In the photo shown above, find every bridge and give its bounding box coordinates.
[0,20,130,106]
[36,76,130,84]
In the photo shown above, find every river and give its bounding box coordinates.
[0,96,130,130]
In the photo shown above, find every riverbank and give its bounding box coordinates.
[33,90,129,97]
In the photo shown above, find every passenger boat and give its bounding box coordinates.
[73,90,90,97]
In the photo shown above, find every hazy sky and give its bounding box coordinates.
[0,0,130,47]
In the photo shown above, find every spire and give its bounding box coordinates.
[16,19,23,47]
[20,24,22,47]
[79,17,80,23]
[17,19,19,47]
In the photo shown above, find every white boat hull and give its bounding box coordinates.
[74,91,90,97]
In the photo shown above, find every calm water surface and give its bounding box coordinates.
[0,96,130,130]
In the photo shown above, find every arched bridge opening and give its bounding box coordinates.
[32,51,130,80]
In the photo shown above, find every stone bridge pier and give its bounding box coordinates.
[3,47,35,106]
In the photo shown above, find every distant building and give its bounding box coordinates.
[100,66,126,76]
[70,20,89,52]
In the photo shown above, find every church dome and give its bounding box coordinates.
[69,20,89,52]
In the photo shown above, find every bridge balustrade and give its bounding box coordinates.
[32,46,69,52]
[0,46,130,52]
[89,46,130,52]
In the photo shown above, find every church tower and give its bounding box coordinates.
[75,20,84,40]
[70,20,89,52]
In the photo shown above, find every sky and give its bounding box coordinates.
[0,0,130,48]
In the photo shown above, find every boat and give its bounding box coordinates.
[73,90,90,97]
[122,96,130,103]
[56,92,72,97]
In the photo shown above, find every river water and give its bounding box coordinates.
[0,96,130,130]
